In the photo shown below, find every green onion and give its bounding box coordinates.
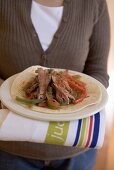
[61,101,68,106]
[47,86,53,95]
[16,96,43,106]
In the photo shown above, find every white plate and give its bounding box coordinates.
[0,74,108,121]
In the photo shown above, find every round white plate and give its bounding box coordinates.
[0,74,108,121]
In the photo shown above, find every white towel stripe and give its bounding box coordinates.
[64,120,78,146]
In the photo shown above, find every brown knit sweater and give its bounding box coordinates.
[0,0,110,160]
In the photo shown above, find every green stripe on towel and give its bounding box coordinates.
[77,118,87,147]
[45,121,70,145]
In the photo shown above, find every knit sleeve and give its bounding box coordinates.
[83,0,110,88]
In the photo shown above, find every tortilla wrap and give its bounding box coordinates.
[11,65,102,114]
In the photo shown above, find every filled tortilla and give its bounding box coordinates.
[11,66,102,114]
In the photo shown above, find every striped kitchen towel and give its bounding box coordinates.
[0,109,105,148]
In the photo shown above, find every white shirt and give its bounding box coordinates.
[31,0,63,51]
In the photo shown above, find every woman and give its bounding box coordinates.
[0,0,110,169]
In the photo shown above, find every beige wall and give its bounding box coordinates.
[107,0,114,72]
[105,1,114,132]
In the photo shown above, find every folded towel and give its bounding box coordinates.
[0,109,105,148]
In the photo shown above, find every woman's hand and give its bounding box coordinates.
[0,78,4,86]
[1,103,7,109]
[0,79,7,109]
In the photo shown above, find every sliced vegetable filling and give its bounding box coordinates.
[16,68,87,109]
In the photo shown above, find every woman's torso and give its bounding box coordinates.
[0,0,97,159]
[0,0,95,80]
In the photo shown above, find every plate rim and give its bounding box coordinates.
[0,72,108,121]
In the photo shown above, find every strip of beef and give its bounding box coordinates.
[26,78,39,96]
[56,90,63,103]
[45,69,53,87]
[36,68,52,100]
[52,72,72,92]
[52,73,75,104]
[27,90,38,99]
[54,84,75,104]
